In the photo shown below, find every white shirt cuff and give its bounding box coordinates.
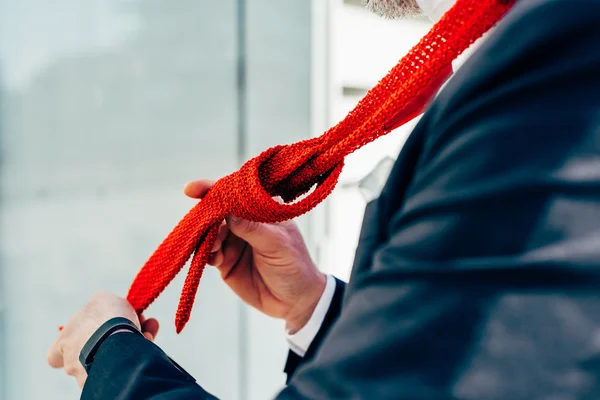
[285,275,336,357]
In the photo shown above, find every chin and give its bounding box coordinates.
[363,0,424,19]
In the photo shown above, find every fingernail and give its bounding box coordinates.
[231,216,241,223]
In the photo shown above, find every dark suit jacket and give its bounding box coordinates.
[82,0,600,398]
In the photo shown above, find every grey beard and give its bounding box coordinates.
[363,0,424,19]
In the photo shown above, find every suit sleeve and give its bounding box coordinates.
[277,0,600,399]
[81,284,347,399]
[82,333,217,400]
[284,277,346,382]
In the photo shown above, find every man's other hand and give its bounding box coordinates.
[47,292,159,388]
[184,179,327,334]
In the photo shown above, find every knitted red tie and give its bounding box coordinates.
[127,0,515,333]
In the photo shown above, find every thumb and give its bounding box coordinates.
[226,216,283,254]
[184,179,215,199]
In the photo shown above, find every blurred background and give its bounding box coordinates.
[0,0,431,398]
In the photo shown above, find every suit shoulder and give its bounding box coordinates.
[522,0,600,13]
[493,0,600,51]
[426,0,600,133]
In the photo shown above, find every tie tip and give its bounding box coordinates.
[175,316,189,334]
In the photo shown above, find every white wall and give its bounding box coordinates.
[0,1,312,399]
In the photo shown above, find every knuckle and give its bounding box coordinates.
[76,374,87,388]
[211,252,224,267]
[245,221,260,234]
[277,234,294,252]
[91,291,110,302]
[219,221,229,233]
[64,363,80,377]
[215,231,227,245]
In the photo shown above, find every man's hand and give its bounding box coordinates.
[185,179,327,334]
[47,292,159,388]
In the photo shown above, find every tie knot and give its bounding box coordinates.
[227,145,344,223]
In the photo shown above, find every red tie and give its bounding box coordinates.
[127,0,516,333]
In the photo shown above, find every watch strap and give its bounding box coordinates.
[79,317,144,373]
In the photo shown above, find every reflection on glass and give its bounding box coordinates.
[357,156,396,202]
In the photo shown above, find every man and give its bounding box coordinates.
[48,0,600,398]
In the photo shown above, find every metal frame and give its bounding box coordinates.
[0,60,6,400]
[236,1,249,399]
[308,0,334,269]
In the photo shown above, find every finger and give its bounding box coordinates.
[183,180,215,199]
[47,337,64,369]
[65,356,87,387]
[211,222,228,253]
[220,240,254,287]
[142,317,160,340]
[64,358,84,378]
[226,217,285,254]
[143,332,154,341]
[217,232,249,278]
[208,249,224,267]
[75,371,87,388]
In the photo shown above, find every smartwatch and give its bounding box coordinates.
[79,317,144,373]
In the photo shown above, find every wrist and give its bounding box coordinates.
[79,317,144,373]
[285,271,327,334]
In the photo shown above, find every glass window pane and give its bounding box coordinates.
[0,1,241,398]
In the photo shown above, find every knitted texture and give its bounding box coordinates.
[127,0,516,333]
